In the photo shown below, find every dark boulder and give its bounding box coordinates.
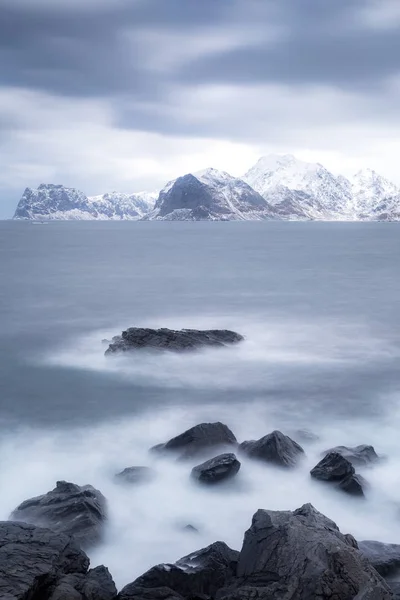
[218,503,392,599]
[118,586,184,600]
[10,480,107,549]
[105,328,244,355]
[191,453,241,485]
[49,565,117,600]
[358,540,400,576]
[310,451,355,481]
[339,473,368,497]
[114,466,155,485]
[151,422,237,460]
[118,542,239,600]
[0,520,89,600]
[322,444,380,467]
[239,430,304,468]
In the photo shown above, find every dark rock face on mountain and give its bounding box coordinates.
[311,451,355,481]
[239,430,305,467]
[114,466,155,485]
[118,542,239,600]
[322,444,380,467]
[10,480,107,550]
[0,521,90,600]
[149,169,275,221]
[151,422,237,460]
[191,453,241,485]
[105,327,244,355]
[218,504,392,600]
[359,540,400,577]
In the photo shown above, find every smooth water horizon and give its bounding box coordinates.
[1,220,400,588]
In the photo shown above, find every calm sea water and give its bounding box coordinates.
[1,220,400,587]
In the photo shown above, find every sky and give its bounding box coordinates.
[1,0,400,217]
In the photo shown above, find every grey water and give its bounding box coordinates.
[1,220,400,587]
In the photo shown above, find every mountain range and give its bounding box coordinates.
[13,155,400,222]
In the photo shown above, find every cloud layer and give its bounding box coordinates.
[1,0,400,217]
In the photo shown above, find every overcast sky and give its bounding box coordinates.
[1,0,400,217]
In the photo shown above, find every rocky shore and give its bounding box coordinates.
[2,421,400,599]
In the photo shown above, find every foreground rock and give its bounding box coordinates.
[0,521,116,600]
[239,430,305,467]
[118,541,239,600]
[10,480,107,549]
[151,422,237,459]
[115,466,155,485]
[191,453,241,484]
[359,540,400,576]
[218,504,392,599]
[105,327,244,354]
[322,444,380,466]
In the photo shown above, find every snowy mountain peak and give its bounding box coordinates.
[350,168,399,216]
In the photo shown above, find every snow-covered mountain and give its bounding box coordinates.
[148,168,276,221]
[243,154,353,219]
[12,156,400,222]
[13,185,156,220]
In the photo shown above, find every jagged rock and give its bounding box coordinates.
[49,565,117,600]
[191,453,241,485]
[10,480,107,549]
[339,473,368,497]
[118,542,239,600]
[322,444,380,466]
[310,451,355,481]
[118,587,184,600]
[239,430,304,467]
[358,540,400,576]
[114,466,155,485]
[105,327,244,355]
[181,524,199,533]
[218,503,392,599]
[388,581,400,599]
[0,521,89,600]
[151,422,237,460]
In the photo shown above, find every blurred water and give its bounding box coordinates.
[1,220,400,588]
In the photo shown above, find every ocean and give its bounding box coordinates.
[1,219,400,587]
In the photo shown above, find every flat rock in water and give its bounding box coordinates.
[191,453,241,484]
[239,430,305,467]
[358,540,400,576]
[0,521,90,600]
[114,466,155,485]
[10,480,107,550]
[105,327,244,355]
[339,473,368,497]
[151,422,237,459]
[310,451,355,481]
[118,541,239,600]
[322,444,380,466]
[218,503,392,600]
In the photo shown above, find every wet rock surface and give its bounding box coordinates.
[191,453,241,484]
[105,328,244,355]
[322,444,380,467]
[151,422,237,460]
[239,430,305,467]
[10,480,107,549]
[310,451,355,481]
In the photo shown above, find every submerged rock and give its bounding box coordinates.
[359,540,400,576]
[239,430,305,467]
[191,453,241,484]
[339,473,368,497]
[114,466,155,485]
[10,480,107,550]
[118,541,239,600]
[151,422,237,460]
[0,521,90,600]
[292,429,320,444]
[310,451,355,481]
[322,444,380,467]
[105,327,244,355]
[218,503,392,600]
